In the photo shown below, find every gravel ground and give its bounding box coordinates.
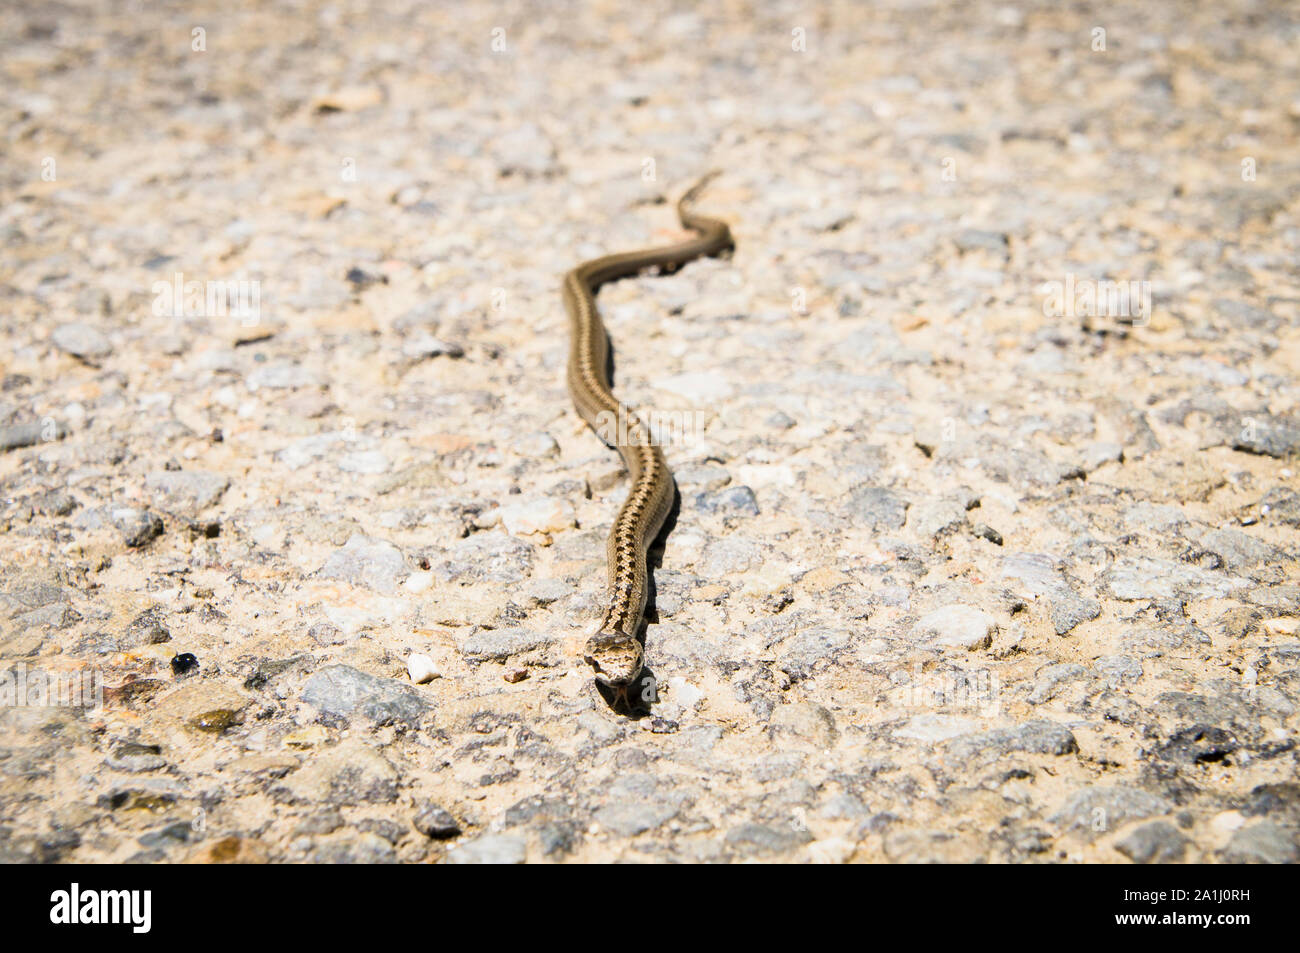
[2,0,1299,864]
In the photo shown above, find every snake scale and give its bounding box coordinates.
[564,174,734,690]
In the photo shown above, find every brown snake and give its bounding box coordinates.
[564,174,734,689]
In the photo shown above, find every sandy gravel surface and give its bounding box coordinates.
[2,0,1299,863]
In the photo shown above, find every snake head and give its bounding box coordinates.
[583,629,643,686]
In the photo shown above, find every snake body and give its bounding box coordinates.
[564,176,733,688]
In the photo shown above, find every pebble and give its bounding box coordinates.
[1,420,68,452]
[1221,822,1298,864]
[445,834,527,865]
[145,470,230,514]
[1115,821,1187,863]
[844,486,909,530]
[108,507,164,547]
[496,497,576,535]
[317,534,411,594]
[911,604,998,651]
[301,665,432,726]
[406,653,440,684]
[412,803,462,840]
[1050,787,1173,839]
[51,322,113,361]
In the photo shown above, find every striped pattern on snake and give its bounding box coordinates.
[563,174,734,689]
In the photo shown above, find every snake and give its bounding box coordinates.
[564,174,734,690]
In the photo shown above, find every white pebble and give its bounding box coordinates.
[407,653,440,684]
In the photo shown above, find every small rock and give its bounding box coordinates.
[145,470,230,515]
[497,497,575,535]
[1232,414,1300,458]
[725,822,813,857]
[1115,820,1187,863]
[52,322,113,361]
[1050,786,1172,839]
[947,720,1078,761]
[406,653,440,684]
[109,506,164,547]
[911,604,997,651]
[1,420,68,452]
[1221,821,1298,864]
[124,608,171,646]
[301,665,432,725]
[844,486,909,530]
[1050,592,1101,635]
[445,833,527,864]
[693,485,759,516]
[316,533,410,594]
[1081,441,1123,470]
[460,628,553,662]
[413,803,462,839]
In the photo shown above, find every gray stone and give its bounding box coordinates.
[1185,527,1276,570]
[693,485,759,516]
[308,833,397,864]
[275,432,344,470]
[1028,663,1086,703]
[301,665,431,725]
[1242,783,1300,825]
[1093,655,1142,687]
[445,833,527,864]
[1213,299,1279,331]
[724,822,813,857]
[108,506,164,547]
[13,603,80,631]
[1221,821,1298,864]
[124,607,170,646]
[1081,441,1123,470]
[909,496,968,537]
[413,803,462,839]
[428,531,533,585]
[460,627,553,662]
[145,470,230,515]
[52,322,113,360]
[1102,556,1238,601]
[947,720,1078,761]
[844,486,909,530]
[911,604,997,651]
[1233,414,1300,458]
[776,627,852,680]
[317,534,410,593]
[1259,487,1300,526]
[594,773,684,836]
[0,420,68,452]
[1115,821,1187,863]
[1051,592,1101,635]
[1050,786,1172,839]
